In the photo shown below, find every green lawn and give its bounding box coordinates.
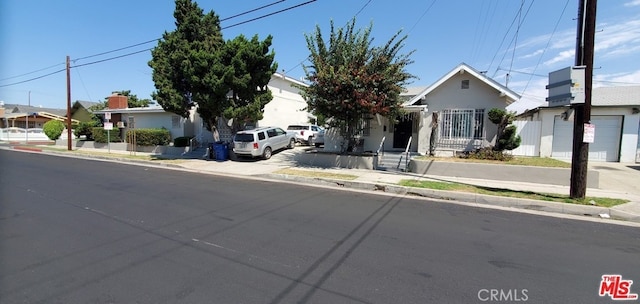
[399,179,627,208]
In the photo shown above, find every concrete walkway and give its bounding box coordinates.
[7,143,640,225]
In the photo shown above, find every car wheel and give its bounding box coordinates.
[288,138,296,149]
[308,136,314,146]
[315,143,321,148]
[262,147,272,160]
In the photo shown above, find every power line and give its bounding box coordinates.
[221,0,286,22]
[1,1,317,88]
[223,0,316,29]
[0,69,66,88]
[407,0,437,35]
[0,62,65,82]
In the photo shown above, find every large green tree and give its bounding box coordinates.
[300,19,415,152]
[148,0,277,139]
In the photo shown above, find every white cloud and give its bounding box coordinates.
[624,0,640,7]
[544,49,575,66]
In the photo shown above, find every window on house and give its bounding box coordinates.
[358,116,371,136]
[461,80,470,89]
[440,109,485,139]
[172,116,181,129]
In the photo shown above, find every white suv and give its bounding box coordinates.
[233,127,296,159]
[287,124,322,145]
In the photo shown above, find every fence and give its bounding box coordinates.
[510,120,541,157]
[0,127,72,142]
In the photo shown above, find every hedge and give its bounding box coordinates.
[125,128,171,146]
[92,127,122,143]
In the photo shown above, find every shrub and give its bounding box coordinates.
[460,147,513,161]
[92,127,121,143]
[74,121,98,140]
[125,128,171,146]
[173,136,192,147]
[43,120,65,140]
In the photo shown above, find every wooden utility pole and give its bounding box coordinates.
[570,0,596,198]
[66,55,72,151]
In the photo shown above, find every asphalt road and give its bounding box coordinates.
[1,149,639,304]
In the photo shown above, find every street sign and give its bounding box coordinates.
[546,66,586,107]
[104,122,113,130]
[583,123,595,143]
[105,112,111,120]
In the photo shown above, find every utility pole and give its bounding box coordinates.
[570,0,596,198]
[66,56,72,151]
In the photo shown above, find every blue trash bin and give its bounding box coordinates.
[213,142,228,161]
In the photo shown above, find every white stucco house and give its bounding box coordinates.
[195,72,312,143]
[517,86,640,163]
[322,63,521,155]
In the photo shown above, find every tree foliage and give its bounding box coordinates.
[148,0,277,138]
[89,90,154,111]
[488,108,521,151]
[299,19,415,152]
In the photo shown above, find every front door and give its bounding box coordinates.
[393,117,413,149]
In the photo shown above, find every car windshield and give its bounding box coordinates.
[234,133,254,142]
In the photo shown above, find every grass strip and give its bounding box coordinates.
[399,179,628,208]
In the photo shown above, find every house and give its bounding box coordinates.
[93,72,311,145]
[93,94,196,141]
[195,72,312,143]
[323,63,521,155]
[0,102,79,129]
[516,86,640,163]
[71,100,101,122]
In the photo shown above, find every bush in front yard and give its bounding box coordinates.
[460,147,514,161]
[92,127,122,143]
[125,128,171,146]
[43,120,65,140]
[74,121,98,140]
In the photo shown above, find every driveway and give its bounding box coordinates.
[589,162,640,194]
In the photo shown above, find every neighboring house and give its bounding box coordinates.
[0,102,78,128]
[323,63,521,155]
[195,72,312,143]
[93,94,196,142]
[71,100,101,122]
[516,86,640,163]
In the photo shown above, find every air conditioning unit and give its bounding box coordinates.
[117,121,125,128]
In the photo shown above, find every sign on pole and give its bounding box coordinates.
[583,123,595,143]
[103,122,113,130]
[105,112,111,120]
[546,66,586,107]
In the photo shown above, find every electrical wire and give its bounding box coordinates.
[1,0,317,87]
[519,0,570,96]
[223,0,316,29]
[221,0,286,22]
[0,62,65,82]
[407,0,437,35]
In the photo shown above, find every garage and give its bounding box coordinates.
[551,115,622,162]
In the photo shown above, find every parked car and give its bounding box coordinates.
[286,124,322,145]
[233,127,296,159]
[313,127,325,148]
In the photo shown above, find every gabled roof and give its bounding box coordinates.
[3,103,68,117]
[271,72,308,87]
[404,63,521,106]
[73,100,101,110]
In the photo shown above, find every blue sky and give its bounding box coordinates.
[2,0,640,113]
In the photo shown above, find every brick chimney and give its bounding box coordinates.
[107,93,128,109]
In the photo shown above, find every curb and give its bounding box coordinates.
[260,173,635,223]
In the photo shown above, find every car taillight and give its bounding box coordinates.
[300,130,304,136]
[253,142,259,149]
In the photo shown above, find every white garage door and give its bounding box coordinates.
[551,115,622,162]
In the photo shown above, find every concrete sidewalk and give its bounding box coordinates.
[8,143,640,225]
